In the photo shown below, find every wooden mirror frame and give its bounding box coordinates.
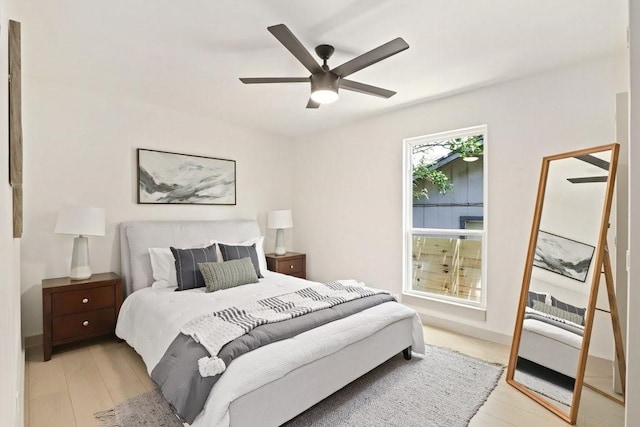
[506,143,622,424]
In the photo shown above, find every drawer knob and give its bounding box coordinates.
[82,321,89,327]
[82,298,89,304]
[290,265,294,269]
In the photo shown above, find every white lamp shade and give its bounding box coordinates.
[267,209,293,229]
[54,205,106,236]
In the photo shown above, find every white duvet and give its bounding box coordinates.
[116,272,425,427]
[523,306,583,349]
[522,318,583,349]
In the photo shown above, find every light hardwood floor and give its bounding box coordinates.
[25,325,624,427]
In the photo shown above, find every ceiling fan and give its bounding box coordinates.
[567,154,610,183]
[239,24,409,108]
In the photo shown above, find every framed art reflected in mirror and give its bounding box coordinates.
[506,143,625,424]
[533,231,595,283]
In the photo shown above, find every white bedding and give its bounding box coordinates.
[522,307,583,349]
[522,318,583,349]
[116,271,425,426]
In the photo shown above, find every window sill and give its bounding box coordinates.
[401,291,487,322]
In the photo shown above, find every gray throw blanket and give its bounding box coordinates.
[181,280,389,378]
[152,293,395,423]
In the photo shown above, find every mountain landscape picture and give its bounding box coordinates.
[137,149,236,205]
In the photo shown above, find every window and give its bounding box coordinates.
[403,126,487,308]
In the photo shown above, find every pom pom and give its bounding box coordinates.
[198,356,226,377]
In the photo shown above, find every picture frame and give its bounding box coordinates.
[533,230,595,282]
[137,148,236,205]
[9,20,23,237]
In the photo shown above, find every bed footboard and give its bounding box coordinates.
[226,317,415,427]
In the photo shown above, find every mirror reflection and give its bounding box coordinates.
[508,144,622,423]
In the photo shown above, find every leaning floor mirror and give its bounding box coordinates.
[506,143,625,424]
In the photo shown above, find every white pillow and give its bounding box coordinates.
[148,248,178,289]
[211,236,267,275]
[149,242,211,289]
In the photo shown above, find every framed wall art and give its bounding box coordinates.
[9,20,23,237]
[533,230,595,282]
[137,149,236,205]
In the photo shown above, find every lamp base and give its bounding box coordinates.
[70,236,92,280]
[274,228,286,255]
[70,266,92,281]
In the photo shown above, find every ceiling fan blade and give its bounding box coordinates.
[341,79,396,98]
[267,24,323,74]
[567,176,608,183]
[574,154,610,170]
[306,99,320,109]
[331,37,409,78]
[239,77,309,84]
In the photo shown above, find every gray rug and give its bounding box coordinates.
[95,345,504,427]
[514,369,573,407]
[95,389,183,427]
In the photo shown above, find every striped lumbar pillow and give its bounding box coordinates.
[532,300,584,326]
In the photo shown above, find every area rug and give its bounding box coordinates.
[514,369,573,407]
[94,388,183,427]
[95,345,504,427]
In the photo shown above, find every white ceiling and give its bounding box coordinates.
[22,0,627,138]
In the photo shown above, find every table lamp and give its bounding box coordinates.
[54,205,105,280]
[267,209,293,255]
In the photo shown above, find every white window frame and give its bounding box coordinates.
[402,125,488,309]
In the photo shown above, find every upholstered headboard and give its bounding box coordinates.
[119,220,262,295]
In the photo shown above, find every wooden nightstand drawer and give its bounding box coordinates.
[52,307,116,342]
[266,252,306,279]
[279,258,304,274]
[51,285,115,316]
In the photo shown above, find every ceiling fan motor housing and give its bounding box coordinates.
[310,72,339,94]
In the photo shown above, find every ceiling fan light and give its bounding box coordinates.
[310,72,339,104]
[311,89,339,104]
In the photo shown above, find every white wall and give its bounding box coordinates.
[0,3,25,427]
[19,78,295,337]
[292,54,627,346]
[626,1,640,425]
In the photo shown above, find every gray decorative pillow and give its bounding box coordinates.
[171,244,218,291]
[527,291,548,308]
[218,243,263,278]
[551,296,586,325]
[199,258,259,293]
[532,300,584,326]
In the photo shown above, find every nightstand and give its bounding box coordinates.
[42,272,123,361]
[265,252,306,279]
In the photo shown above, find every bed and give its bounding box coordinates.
[518,304,584,378]
[116,219,425,427]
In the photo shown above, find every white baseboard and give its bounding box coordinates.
[415,311,512,346]
[24,334,42,349]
